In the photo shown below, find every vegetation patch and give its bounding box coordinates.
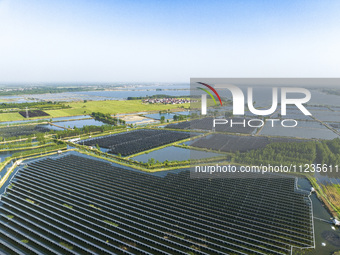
[25,198,35,204]
[321,184,340,212]
[91,111,125,125]
[103,220,119,227]
[234,140,316,166]
[59,242,73,250]
[62,204,73,209]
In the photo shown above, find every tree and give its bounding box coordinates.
[148,158,155,165]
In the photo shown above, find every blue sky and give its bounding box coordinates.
[0,0,339,83]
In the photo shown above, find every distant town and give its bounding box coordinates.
[143,97,193,104]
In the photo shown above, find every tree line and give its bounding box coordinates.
[90,112,126,126]
[235,138,340,167]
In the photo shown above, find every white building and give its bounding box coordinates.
[333,219,340,226]
[68,138,81,143]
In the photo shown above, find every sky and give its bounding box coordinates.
[0,0,340,83]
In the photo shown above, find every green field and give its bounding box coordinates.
[0,112,27,122]
[0,100,190,122]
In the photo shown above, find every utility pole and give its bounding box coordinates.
[26,107,29,118]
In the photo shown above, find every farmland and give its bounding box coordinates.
[0,99,190,122]
[0,154,314,255]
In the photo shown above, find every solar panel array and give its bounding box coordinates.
[0,125,50,138]
[166,117,256,134]
[0,154,313,255]
[82,129,191,156]
[190,134,305,153]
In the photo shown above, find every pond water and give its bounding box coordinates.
[73,90,190,100]
[0,151,15,164]
[131,146,223,163]
[39,124,64,131]
[0,115,89,125]
[0,162,20,194]
[0,148,36,164]
[51,118,106,129]
[177,111,191,116]
[0,88,190,103]
[0,149,30,182]
[144,113,175,120]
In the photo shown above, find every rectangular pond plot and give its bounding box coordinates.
[0,125,51,138]
[82,129,192,156]
[143,113,175,120]
[259,121,339,140]
[131,146,224,163]
[0,115,91,126]
[190,134,305,153]
[0,154,313,255]
[167,117,256,134]
[53,118,105,129]
[310,111,340,122]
